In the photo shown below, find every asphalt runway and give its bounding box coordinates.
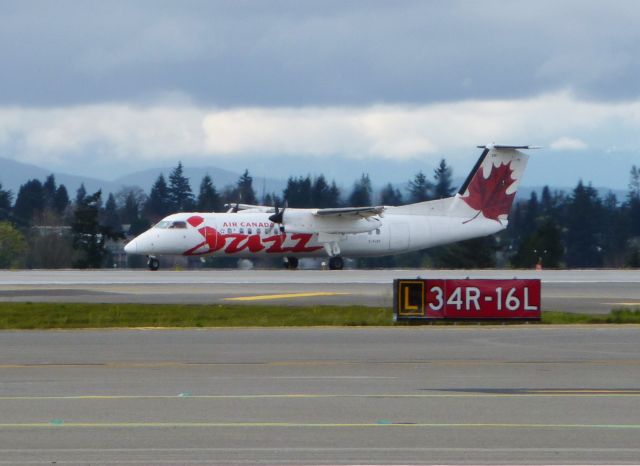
[1,269,640,313]
[1,327,639,464]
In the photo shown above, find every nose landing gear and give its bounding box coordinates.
[147,256,160,271]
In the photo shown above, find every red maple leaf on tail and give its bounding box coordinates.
[462,161,516,223]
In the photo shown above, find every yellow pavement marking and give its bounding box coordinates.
[0,422,639,429]
[224,292,349,301]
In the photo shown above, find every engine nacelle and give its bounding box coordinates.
[283,209,381,234]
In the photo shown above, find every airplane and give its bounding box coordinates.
[124,144,536,270]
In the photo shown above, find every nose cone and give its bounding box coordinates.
[124,239,137,254]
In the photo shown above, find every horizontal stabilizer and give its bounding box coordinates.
[476,144,541,150]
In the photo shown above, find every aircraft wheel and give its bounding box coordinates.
[148,257,160,271]
[284,257,299,270]
[328,256,344,270]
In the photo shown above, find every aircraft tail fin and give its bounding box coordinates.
[451,144,536,223]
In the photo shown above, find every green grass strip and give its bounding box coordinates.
[0,303,638,329]
[0,303,392,329]
[541,308,640,324]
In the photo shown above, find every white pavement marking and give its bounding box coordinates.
[2,269,640,286]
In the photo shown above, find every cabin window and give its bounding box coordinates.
[376,228,381,235]
[256,228,261,235]
[239,228,244,234]
[247,228,252,234]
[227,228,232,234]
[368,230,372,235]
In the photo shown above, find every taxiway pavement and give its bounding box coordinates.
[1,269,640,313]
[1,326,639,464]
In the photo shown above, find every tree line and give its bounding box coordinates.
[0,159,639,269]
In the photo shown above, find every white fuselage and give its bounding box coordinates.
[124,145,532,263]
[124,207,504,259]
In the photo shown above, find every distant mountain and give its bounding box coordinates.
[0,157,123,196]
[0,156,628,205]
[0,157,288,200]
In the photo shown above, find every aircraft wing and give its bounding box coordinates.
[313,206,384,218]
[225,203,275,213]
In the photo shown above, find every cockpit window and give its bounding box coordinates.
[155,220,188,229]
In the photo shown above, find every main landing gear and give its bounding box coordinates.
[328,256,344,270]
[147,256,160,271]
[323,240,344,270]
[284,257,299,270]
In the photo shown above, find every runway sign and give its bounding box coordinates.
[394,279,541,321]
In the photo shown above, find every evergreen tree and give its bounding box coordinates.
[220,185,237,207]
[627,245,640,268]
[408,171,432,203]
[284,176,312,208]
[521,191,540,234]
[101,193,123,236]
[328,181,342,207]
[13,179,45,225]
[379,183,403,205]
[236,170,257,204]
[120,192,139,225]
[263,193,275,207]
[629,165,640,198]
[119,189,149,236]
[197,175,221,212]
[565,181,603,267]
[428,237,497,268]
[511,217,563,268]
[145,174,172,219]
[601,192,626,266]
[433,159,454,198]
[540,185,554,215]
[75,183,87,205]
[536,218,565,269]
[53,185,69,215]
[116,187,146,217]
[622,166,640,266]
[43,174,57,209]
[311,175,332,208]
[626,165,640,237]
[72,190,109,268]
[348,174,372,206]
[168,162,195,212]
[0,183,12,222]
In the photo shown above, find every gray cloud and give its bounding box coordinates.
[1,0,640,107]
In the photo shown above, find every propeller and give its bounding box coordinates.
[223,203,240,213]
[268,201,287,224]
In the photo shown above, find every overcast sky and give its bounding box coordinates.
[1,0,639,189]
